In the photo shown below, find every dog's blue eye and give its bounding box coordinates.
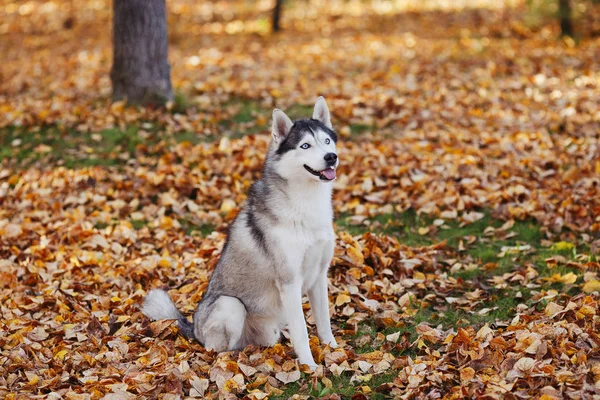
[325,138,331,144]
[300,143,310,149]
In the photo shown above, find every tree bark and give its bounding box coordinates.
[558,0,574,37]
[111,0,173,106]
[272,0,283,33]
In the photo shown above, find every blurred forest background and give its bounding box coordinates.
[2,0,600,143]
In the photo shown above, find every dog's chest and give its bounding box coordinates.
[272,186,334,283]
[274,219,334,287]
[300,233,333,291]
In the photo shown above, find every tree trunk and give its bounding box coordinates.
[558,0,574,37]
[111,0,173,106]
[272,0,283,33]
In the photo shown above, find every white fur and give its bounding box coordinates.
[313,96,332,129]
[266,172,339,367]
[275,128,338,183]
[142,289,182,321]
[272,108,294,141]
[202,296,247,352]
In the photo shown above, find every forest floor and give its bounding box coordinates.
[1,0,600,399]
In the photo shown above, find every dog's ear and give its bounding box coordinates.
[312,96,332,129]
[272,109,293,141]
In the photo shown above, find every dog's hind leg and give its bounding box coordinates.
[201,296,247,352]
[242,316,282,348]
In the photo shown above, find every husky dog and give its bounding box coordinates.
[143,97,339,369]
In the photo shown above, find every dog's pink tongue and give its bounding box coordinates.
[322,168,336,180]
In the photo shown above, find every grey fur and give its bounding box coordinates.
[142,289,196,340]
[142,97,339,368]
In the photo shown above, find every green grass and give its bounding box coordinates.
[218,98,269,136]
[178,217,215,236]
[173,130,218,145]
[232,101,262,124]
[337,208,587,370]
[171,91,194,114]
[0,123,223,168]
[335,209,432,247]
[95,218,148,231]
[271,371,397,400]
[131,219,148,230]
[95,216,213,237]
[349,124,375,137]
[285,104,314,118]
[1,97,384,169]
[336,209,579,283]
[0,125,149,168]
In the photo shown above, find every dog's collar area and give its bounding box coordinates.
[304,165,336,181]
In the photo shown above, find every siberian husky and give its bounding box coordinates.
[143,97,339,369]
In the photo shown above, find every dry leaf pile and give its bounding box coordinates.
[1,0,600,398]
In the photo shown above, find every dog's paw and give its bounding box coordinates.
[305,362,319,371]
[320,335,338,349]
[299,357,318,371]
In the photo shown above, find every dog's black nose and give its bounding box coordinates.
[324,153,338,165]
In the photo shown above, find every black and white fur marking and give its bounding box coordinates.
[142,97,339,369]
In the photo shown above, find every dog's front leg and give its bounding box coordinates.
[281,282,317,370]
[308,271,338,348]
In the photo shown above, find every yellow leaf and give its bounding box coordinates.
[223,378,239,392]
[255,115,267,126]
[551,241,575,251]
[27,375,39,386]
[559,272,577,284]
[34,144,52,153]
[583,280,600,293]
[110,100,126,114]
[220,199,236,214]
[413,271,426,280]
[550,272,577,284]
[578,305,595,317]
[160,216,174,229]
[179,283,196,293]
[460,367,475,381]
[55,350,68,360]
[137,356,149,366]
[336,294,351,306]
[158,258,171,268]
[347,245,364,266]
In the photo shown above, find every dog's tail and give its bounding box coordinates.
[142,289,196,341]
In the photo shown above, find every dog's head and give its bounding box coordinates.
[269,97,338,183]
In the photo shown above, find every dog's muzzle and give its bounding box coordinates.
[304,165,336,181]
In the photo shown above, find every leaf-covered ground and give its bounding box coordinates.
[1,1,600,399]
